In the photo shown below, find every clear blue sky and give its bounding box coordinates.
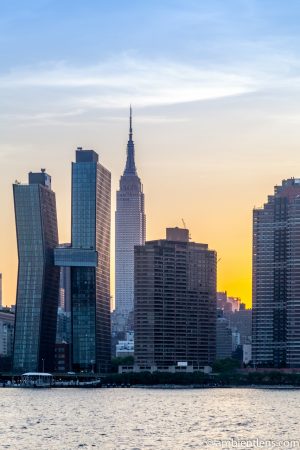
[1,0,300,68]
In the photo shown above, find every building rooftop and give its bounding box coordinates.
[28,169,52,189]
[75,148,99,163]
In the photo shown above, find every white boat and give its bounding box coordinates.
[21,372,53,388]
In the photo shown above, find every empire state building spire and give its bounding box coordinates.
[129,104,133,140]
[115,108,146,332]
[124,105,137,176]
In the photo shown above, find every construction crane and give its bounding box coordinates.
[181,218,191,240]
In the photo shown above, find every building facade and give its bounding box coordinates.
[226,307,252,346]
[116,331,134,358]
[54,342,70,373]
[134,228,216,370]
[115,108,146,332]
[55,148,111,373]
[216,317,233,360]
[13,170,60,372]
[0,309,15,357]
[253,178,300,368]
[56,250,72,348]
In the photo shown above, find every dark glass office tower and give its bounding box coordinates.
[55,148,111,373]
[13,170,60,373]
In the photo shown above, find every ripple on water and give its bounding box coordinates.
[1,388,300,449]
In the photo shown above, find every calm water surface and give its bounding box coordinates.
[1,388,299,450]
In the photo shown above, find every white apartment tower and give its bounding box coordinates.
[115,108,146,330]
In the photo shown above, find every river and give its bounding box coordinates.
[1,388,299,449]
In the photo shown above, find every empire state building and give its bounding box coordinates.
[115,107,146,330]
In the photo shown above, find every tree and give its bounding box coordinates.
[111,356,134,373]
[212,358,241,373]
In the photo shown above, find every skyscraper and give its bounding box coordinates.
[134,228,216,371]
[55,148,111,373]
[115,107,146,331]
[253,178,300,368]
[13,170,60,373]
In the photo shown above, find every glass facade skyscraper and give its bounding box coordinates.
[13,170,60,373]
[115,108,146,331]
[55,148,111,373]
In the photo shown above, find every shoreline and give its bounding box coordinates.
[1,383,300,390]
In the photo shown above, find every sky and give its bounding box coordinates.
[2,0,300,307]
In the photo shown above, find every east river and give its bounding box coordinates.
[1,388,299,449]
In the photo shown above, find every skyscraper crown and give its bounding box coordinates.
[124,106,137,176]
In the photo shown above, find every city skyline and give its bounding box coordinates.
[3,1,300,307]
[1,3,300,449]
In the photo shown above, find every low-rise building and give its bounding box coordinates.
[216,317,233,359]
[119,363,212,374]
[116,332,134,358]
[54,342,70,373]
[0,309,15,357]
[243,344,252,365]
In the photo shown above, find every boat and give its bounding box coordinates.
[21,372,53,388]
[52,378,102,388]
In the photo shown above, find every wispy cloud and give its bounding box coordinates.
[2,52,300,126]
[0,55,257,114]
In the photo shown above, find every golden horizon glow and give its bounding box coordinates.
[2,107,299,310]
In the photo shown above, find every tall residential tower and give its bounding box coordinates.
[134,228,217,370]
[253,178,300,368]
[115,108,146,331]
[55,148,111,372]
[13,170,60,373]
